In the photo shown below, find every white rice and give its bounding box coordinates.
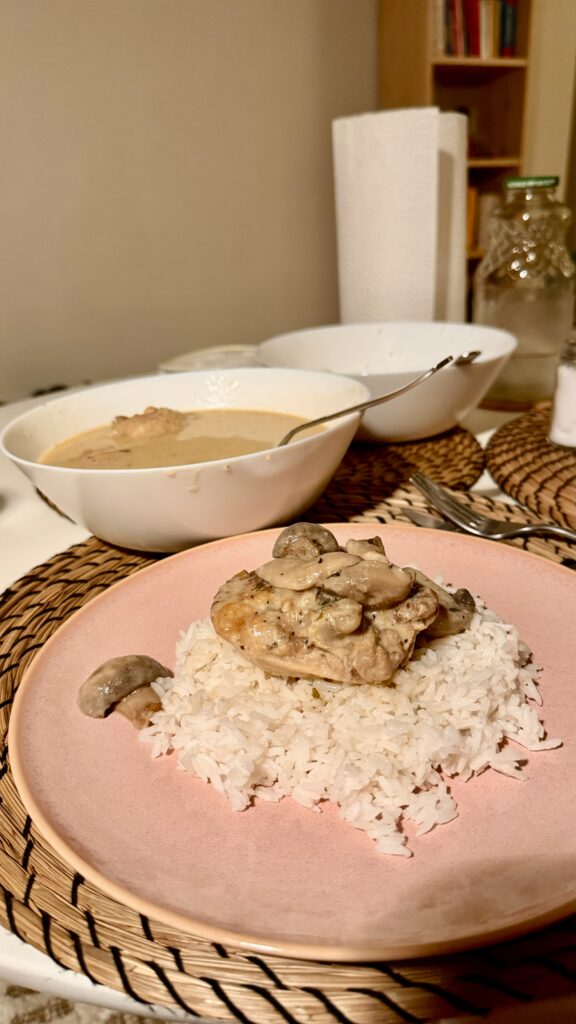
[141,591,561,857]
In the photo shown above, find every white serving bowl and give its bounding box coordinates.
[258,322,517,441]
[1,368,369,552]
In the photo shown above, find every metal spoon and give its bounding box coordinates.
[454,349,481,365]
[277,351,481,447]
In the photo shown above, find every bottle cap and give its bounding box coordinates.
[505,176,559,189]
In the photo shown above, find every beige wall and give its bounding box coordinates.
[566,59,576,254]
[522,0,576,200]
[0,0,378,401]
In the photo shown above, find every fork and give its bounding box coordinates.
[410,472,576,544]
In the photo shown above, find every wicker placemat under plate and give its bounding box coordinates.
[485,403,576,531]
[335,485,576,569]
[307,426,484,524]
[1,520,576,1023]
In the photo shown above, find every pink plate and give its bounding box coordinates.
[9,524,576,960]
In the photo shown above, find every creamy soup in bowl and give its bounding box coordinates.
[39,406,320,470]
[1,368,369,551]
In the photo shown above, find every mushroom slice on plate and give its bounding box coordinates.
[78,654,172,724]
[114,685,163,729]
[410,570,476,638]
[272,523,342,559]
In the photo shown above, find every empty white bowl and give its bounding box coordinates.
[0,368,369,552]
[258,322,517,441]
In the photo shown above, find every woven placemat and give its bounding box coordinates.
[323,485,576,569]
[306,427,485,524]
[485,404,576,531]
[1,498,576,1023]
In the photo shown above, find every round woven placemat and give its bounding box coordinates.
[1,495,576,1022]
[306,427,485,524]
[485,404,576,531]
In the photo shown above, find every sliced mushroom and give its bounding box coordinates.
[425,587,476,638]
[345,537,388,561]
[368,585,440,666]
[272,523,341,559]
[114,685,162,729]
[256,552,360,591]
[322,559,415,609]
[78,654,172,719]
[410,570,476,637]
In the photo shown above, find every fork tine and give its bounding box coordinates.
[409,473,480,529]
[423,485,475,523]
[409,474,464,516]
[410,473,458,509]
[409,473,451,514]
[411,472,576,545]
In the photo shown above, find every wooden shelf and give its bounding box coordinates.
[468,157,521,168]
[378,0,533,263]
[432,57,528,69]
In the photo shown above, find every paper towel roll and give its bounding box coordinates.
[332,107,468,324]
[436,111,468,321]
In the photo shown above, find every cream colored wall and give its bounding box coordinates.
[0,0,378,401]
[566,60,576,254]
[522,0,576,198]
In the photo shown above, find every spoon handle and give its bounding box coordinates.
[277,355,454,446]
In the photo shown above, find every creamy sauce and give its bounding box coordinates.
[39,406,320,469]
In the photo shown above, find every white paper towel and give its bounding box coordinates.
[332,107,468,324]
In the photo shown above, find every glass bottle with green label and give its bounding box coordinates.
[473,176,575,407]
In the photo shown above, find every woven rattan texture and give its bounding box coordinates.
[485,404,576,531]
[333,486,576,569]
[307,429,485,524]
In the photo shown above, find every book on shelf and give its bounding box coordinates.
[443,0,456,55]
[492,0,503,56]
[477,0,487,56]
[435,0,447,54]
[453,0,466,56]
[500,0,519,57]
[479,0,495,58]
[464,0,480,56]
[437,0,518,58]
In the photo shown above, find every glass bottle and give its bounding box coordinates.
[549,332,576,448]
[472,176,575,407]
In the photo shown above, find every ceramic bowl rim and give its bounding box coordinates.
[0,367,370,475]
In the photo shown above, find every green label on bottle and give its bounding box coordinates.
[505,176,559,190]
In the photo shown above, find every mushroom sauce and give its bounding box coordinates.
[77,523,477,728]
[39,406,321,470]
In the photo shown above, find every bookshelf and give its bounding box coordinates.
[378,0,533,260]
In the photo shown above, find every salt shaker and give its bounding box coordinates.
[549,332,576,448]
